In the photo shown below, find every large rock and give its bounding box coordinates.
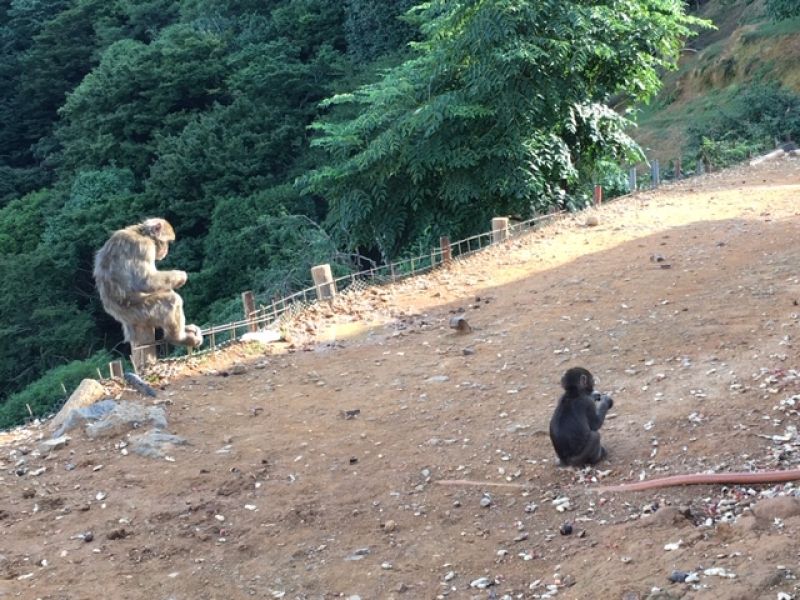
[129,429,188,459]
[85,402,167,439]
[49,379,108,435]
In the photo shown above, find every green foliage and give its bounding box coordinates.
[0,351,113,430]
[56,25,230,177]
[304,0,708,258]
[343,0,417,63]
[196,185,338,324]
[686,83,800,169]
[0,0,712,428]
[766,0,800,21]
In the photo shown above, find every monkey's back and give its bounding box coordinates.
[94,227,155,308]
[549,397,593,461]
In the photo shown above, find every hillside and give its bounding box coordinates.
[2,157,800,598]
[635,0,800,163]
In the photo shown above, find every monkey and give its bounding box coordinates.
[549,367,613,467]
[93,218,203,350]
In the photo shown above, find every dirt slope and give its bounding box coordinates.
[3,157,800,600]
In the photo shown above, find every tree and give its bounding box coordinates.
[304,0,709,259]
[766,0,800,20]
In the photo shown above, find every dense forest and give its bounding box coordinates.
[1,0,774,427]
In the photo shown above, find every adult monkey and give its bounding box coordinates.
[94,218,203,354]
[549,367,613,467]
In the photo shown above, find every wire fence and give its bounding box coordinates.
[158,211,564,362]
[157,152,723,363]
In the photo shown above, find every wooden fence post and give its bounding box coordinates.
[675,157,682,180]
[242,290,257,332]
[651,159,660,188]
[629,167,637,192]
[131,325,157,371]
[492,217,509,244]
[311,264,336,300]
[593,184,603,207]
[108,360,124,379]
[440,235,452,265]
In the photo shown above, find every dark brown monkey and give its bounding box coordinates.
[94,218,203,348]
[549,367,613,467]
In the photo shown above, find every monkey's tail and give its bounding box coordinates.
[592,469,800,493]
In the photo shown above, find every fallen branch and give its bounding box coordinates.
[592,469,800,493]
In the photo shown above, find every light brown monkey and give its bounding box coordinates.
[93,218,203,348]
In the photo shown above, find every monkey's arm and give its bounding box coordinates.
[587,396,613,431]
[140,268,187,293]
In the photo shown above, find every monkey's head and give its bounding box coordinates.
[140,218,176,261]
[561,367,594,394]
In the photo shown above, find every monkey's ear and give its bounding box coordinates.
[580,374,588,389]
[143,218,162,236]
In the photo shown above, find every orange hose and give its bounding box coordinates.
[593,469,800,493]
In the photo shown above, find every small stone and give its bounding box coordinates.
[231,364,247,375]
[83,532,94,542]
[560,522,573,535]
[449,315,472,333]
[585,215,599,227]
[383,520,397,532]
[106,528,129,540]
[480,495,492,508]
[462,347,476,356]
[470,577,493,589]
[667,570,689,583]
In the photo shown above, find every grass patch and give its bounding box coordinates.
[0,351,114,430]
[741,16,800,43]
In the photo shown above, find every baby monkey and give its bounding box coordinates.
[549,367,614,467]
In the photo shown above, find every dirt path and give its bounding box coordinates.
[3,158,800,600]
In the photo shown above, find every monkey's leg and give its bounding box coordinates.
[570,431,606,466]
[145,292,197,347]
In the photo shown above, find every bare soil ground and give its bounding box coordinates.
[3,158,800,600]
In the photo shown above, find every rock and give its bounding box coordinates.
[241,330,282,344]
[644,506,691,528]
[39,436,70,453]
[462,347,476,356]
[129,430,188,459]
[585,215,599,227]
[426,375,450,383]
[480,495,492,508]
[383,520,397,532]
[231,364,247,375]
[449,315,472,333]
[751,496,800,521]
[559,522,573,535]
[49,379,108,435]
[106,528,129,540]
[85,402,167,439]
[667,570,691,583]
[470,577,493,589]
[52,399,118,438]
[123,372,157,397]
[345,548,370,561]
